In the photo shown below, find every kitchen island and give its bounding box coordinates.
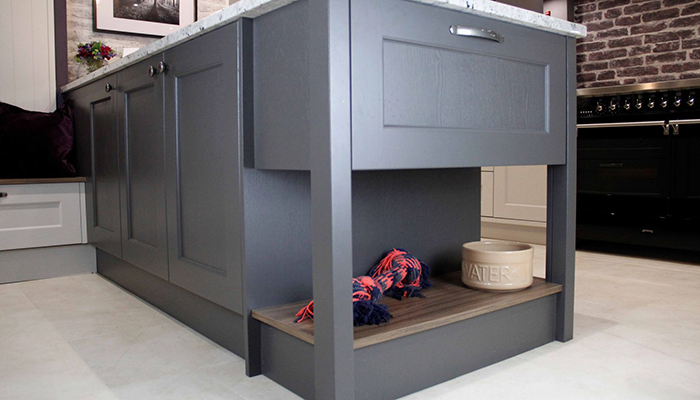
[62,0,585,398]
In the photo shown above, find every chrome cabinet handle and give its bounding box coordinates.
[0,192,8,198]
[577,120,667,129]
[156,61,168,75]
[449,25,503,43]
[148,65,157,77]
[105,83,114,93]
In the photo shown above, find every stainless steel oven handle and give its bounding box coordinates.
[666,119,700,136]
[668,119,700,125]
[577,121,668,129]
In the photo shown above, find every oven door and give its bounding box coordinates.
[577,121,671,198]
[670,119,700,222]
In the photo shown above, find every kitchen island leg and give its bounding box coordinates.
[309,0,355,398]
[546,36,577,342]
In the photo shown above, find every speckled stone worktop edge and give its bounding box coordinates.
[61,0,298,93]
[61,0,586,93]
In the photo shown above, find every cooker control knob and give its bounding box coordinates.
[623,99,631,110]
[688,94,696,107]
[596,101,604,112]
[609,100,618,111]
[660,96,668,108]
[636,98,643,109]
[674,95,682,107]
[648,98,655,109]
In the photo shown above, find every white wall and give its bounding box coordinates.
[0,0,57,112]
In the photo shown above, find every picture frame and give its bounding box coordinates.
[94,0,197,37]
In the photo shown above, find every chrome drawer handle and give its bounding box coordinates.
[449,25,503,43]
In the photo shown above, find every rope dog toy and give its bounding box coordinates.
[295,249,431,326]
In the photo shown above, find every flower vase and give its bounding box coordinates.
[85,59,106,73]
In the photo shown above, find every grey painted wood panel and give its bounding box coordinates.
[241,169,312,375]
[164,23,243,313]
[261,323,315,400]
[307,0,356,397]
[382,41,546,131]
[353,296,556,400]
[97,249,244,357]
[253,0,311,170]
[546,37,577,342]
[351,168,481,277]
[117,56,169,280]
[68,76,122,258]
[0,245,96,284]
[259,295,556,400]
[351,0,567,170]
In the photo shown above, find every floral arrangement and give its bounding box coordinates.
[75,41,117,73]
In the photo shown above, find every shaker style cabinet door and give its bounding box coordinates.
[493,165,547,222]
[163,22,244,313]
[116,56,169,280]
[70,76,122,258]
[351,0,567,170]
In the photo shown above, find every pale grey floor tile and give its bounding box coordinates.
[69,320,239,389]
[0,284,37,314]
[198,360,302,400]
[110,368,247,400]
[0,309,65,354]
[16,275,123,310]
[0,339,110,400]
[70,391,120,400]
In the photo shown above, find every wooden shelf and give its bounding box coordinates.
[0,177,87,185]
[253,272,562,349]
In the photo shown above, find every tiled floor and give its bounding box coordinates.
[1,247,700,400]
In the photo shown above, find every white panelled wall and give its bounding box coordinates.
[0,0,56,112]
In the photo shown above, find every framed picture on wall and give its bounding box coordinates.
[94,0,197,37]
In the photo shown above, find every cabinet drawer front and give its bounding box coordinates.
[351,0,567,170]
[0,183,83,251]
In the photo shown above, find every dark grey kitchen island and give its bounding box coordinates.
[62,0,585,398]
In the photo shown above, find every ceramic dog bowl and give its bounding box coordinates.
[461,241,534,291]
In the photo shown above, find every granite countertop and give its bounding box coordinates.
[61,0,586,93]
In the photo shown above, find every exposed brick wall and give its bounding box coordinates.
[67,0,228,82]
[575,0,700,88]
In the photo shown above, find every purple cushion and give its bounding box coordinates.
[0,100,77,179]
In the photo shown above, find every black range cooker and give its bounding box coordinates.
[577,79,700,252]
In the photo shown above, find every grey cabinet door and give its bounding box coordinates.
[351,0,567,170]
[163,23,243,313]
[70,76,122,258]
[116,56,169,280]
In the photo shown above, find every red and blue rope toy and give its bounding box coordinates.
[295,249,431,326]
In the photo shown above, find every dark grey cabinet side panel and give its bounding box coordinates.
[260,295,556,400]
[117,55,169,280]
[68,76,122,258]
[351,0,567,170]
[354,296,556,400]
[97,249,244,357]
[253,0,311,170]
[164,22,244,313]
